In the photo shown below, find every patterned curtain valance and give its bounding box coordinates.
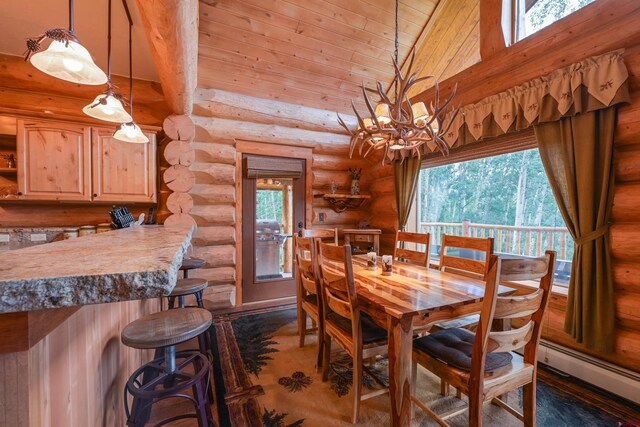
[412,49,630,156]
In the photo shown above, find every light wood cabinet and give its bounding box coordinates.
[17,120,92,201]
[91,128,157,203]
[14,119,157,203]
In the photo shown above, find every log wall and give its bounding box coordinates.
[369,0,640,372]
[179,90,374,306]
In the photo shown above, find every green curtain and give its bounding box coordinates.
[534,108,616,353]
[393,156,421,231]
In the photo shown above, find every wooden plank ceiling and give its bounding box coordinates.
[406,0,480,97]
[198,0,439,114]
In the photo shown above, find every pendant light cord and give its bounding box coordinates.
[122,0,134,119]
[69,0,75,33]
[107,0,112,83]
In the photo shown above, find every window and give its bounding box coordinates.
[413,148,573,285]
[517,0,596,40]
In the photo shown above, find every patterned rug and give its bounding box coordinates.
[209,308,629,427]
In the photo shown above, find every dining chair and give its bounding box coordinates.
[436,235,495,396]
[302,227,339,245]
[439,234,494,279]
[436,234,495,339]
[411,251,556,427]
[294,235,323,372]
[393,230,431,267]
[316,241,389,423]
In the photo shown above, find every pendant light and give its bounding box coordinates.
[113,0,149,143]
[83,0,132,123]
[25,0,108,85]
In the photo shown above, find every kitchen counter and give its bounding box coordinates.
[0,225,194,313]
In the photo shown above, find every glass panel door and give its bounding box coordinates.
[242,155,305,303]
[255,178,293,281]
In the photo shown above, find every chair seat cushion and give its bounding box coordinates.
[414,328,512,372]
[326,312,387,344]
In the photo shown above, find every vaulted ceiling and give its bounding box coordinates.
[197,0,441,114]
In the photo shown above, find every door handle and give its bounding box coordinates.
[297,221,303,229]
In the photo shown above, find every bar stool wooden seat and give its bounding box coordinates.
[180,257,205,278]
[122,308,215,427]
[168,278,208,309]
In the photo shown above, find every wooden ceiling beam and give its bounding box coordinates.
[136,0,198,115]
[479,0,510,59]
[193,87,356,134]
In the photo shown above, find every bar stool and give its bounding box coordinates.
[180,257,206,278]
[168,278,208,309]
[122,308,215,427]
[167,278,213,366]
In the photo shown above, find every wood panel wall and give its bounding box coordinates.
[0,299,158,427]
[369,0,640,372]
[178,91,374,307]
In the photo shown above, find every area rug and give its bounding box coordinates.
[209,308,629,427]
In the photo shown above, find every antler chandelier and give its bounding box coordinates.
[337,0,459,162]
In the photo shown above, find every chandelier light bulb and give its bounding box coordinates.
[375,103,392,125]
[30,40,108,85]
[363,118,376,130]
[412,102,430,124]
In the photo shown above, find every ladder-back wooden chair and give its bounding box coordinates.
[316,241,389,423]
[294,235,323,372]
[302,227,338,245]
[436,234,496,347]
[393,231,431,267]
[412,251,556,427]
[439,234,494,279]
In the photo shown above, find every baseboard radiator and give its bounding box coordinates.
[536,339,640,405]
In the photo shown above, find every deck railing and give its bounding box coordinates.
[420,221,573,261]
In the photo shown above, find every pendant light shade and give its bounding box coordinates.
[83,91,132,123]
[30,40,108,85]
[25,0,107,86]
[114,122,149,143]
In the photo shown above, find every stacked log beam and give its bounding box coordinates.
[162,115,196,227]
[185,126,237,309]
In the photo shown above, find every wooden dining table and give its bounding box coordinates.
[340,255,515,427]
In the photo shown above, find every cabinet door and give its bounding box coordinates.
[91,128,157,203]
[17,120,92,201]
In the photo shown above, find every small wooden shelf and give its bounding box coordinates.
[0,167,17,175]
[322,193,371,213]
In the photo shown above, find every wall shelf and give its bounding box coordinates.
[321,193,371,213]
[0,167,17,175]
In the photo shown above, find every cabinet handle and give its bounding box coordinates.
[93,193,98,197]
[17,192,23,196]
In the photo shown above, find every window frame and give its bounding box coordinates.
[410,129,572,293]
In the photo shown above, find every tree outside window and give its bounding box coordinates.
[520,0,596,39]
[417,149,573,285]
